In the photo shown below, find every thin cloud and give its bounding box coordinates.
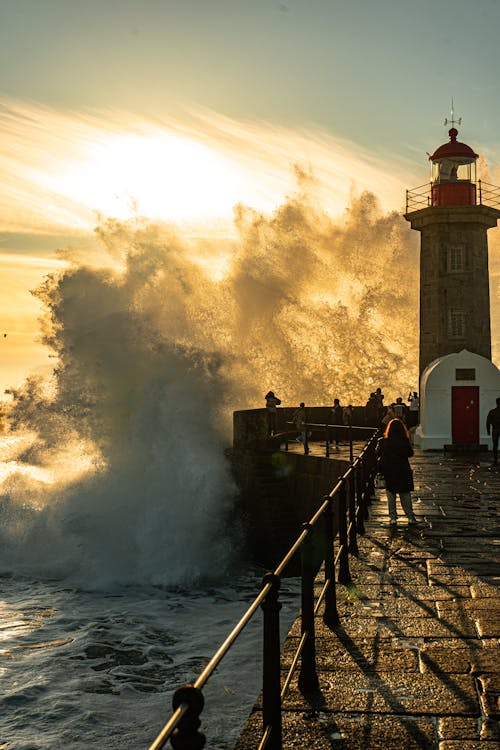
[0,98,415,236]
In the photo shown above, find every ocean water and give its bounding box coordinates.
[0,568,301,750]
[0,434,299,750]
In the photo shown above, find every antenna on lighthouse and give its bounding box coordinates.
[444,98,462,128]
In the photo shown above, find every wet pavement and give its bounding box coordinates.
[235,450,500,749]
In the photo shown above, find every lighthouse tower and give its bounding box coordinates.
[406,118,500,377]
[406,114,500,449]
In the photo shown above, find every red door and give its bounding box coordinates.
[452,386,479,444]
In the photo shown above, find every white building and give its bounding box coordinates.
[414,350,500,450]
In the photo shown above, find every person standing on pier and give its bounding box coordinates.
[392,397,408,423]
[265,391,281,436]
[292,402,309,454]
[329,398,344,448]
[486,397,500,465]
[365,393,379,426]
[407,391,420,428]
[377,418,417,526]
[375,387,385,425]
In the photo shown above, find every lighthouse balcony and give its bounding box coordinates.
[405,179,500,214]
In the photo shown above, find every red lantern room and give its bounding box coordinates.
[429,127,478,206]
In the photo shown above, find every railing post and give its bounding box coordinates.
[322,496,339,627]
[170,685,206,750]
[368,439,377,499]
[479,179,482,205]
[325,424,330,457]
[304,426,309,455]
[261,572,282,750]
[361,457,370,518]
[337,479,351,584]
[348,470,359,556]
[349,423,353,462]
[298,525,319,693]
[355,463,366,535]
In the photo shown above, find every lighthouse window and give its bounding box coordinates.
[448,245,465,272]
[448,309,466,339]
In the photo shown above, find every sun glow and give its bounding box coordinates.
[46,133,250,223]
[0,100,415,235]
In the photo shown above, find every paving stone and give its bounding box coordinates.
[429,572,483,585]
[478,674,500,718]
[463,599,500,614]
[470,582,500,599]
[470,648,500,673]
[438,716,480,740]
[420,643,477,674]
[433,601,481,636]
[288,614,462,639]
[281,636,420,672]
[439,742,500,749]
[476,613,500,637]
[281,671,479,716]
[391,584,472,600]
[481,717,500,741]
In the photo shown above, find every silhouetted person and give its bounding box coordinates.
[265,391,281,435]
[292,401,309,454]
[381,404,395,428]
[407,391,420,428]
[377,418,417,526]
[375,387,385,424]
[329,398,343,448]
[486,397,500,465]
[393,397,408,423]
[343,404,354,426]
[365,393,378,427]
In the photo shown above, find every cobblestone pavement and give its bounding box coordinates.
[235,451,500,749]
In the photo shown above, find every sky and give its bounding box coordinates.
[1,0,500,395]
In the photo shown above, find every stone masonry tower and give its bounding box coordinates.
[405,119,500,378]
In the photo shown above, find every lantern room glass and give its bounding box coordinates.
[432,160,476,184]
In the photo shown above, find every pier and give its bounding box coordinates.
[234,449,500,749]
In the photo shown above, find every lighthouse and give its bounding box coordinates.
[405,113,500,449]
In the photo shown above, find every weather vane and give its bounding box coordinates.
[444,98,462,129]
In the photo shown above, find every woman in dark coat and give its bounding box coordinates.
[378,418,417,526]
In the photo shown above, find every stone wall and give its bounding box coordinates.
[230,441,349,570]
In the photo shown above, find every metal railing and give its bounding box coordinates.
[148,430,380,750]
[478,180,500,208]
[405,182,432,213]
[284,421,378,462]
[406,179,500,213]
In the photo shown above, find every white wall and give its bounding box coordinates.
[415,350,500,450]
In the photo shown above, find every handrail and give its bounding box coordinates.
[148,430,380,750]
[405,182,432,213]
[406,179,500,213]
[478,180,500,209]
[284,420,378,461]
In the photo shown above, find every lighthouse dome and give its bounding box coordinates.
[429,128,478,162]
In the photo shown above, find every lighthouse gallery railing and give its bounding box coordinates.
[405,178,500,214]
[148,430,379,750]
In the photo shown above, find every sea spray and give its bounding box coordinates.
[1,187,420,585]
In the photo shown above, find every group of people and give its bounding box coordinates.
[265,388,419,524]
[265,389,500,528]
[365,389,420,429]
[291,398,355,453]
